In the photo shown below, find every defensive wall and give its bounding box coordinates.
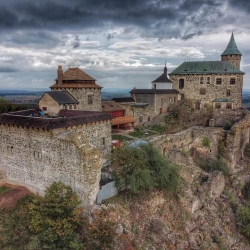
[0,110,112,209]
[150,111,250,172]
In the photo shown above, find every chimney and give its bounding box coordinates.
[133,87,136,102]
[57,65,63,86]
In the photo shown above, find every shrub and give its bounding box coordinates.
[223,121,232,130]
[202,137,211,147]
[237,203,250,240]
[244,143,250,158]
[111,144,181,195]
[199,157,230,176]
[243,181,250,200]
[0,182,84,250]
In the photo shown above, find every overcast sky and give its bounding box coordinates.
[0,0,249,91]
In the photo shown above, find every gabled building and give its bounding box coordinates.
[169,33,244,109]
[39,91,79,115]
[50,66,102,111]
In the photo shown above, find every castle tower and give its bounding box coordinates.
[221,33,242,69]
[50,66,102,111]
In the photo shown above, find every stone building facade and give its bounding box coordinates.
[39,91,79,115]
[0,110,112,207]
[50,66,102,111]
[169,33,244,109]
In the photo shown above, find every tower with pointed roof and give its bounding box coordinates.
[50,66,102,111]
[151,63,173,89]
[221,33,242,69]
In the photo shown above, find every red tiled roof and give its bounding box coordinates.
[111,116,135,125]
[59,67,95,81]
[50,83,102,89]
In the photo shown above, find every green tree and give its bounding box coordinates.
[29,182,83,249]
[111,144,181,195]
[0,98,15,113]
[0,98,28,114]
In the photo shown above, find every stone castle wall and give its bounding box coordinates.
[170,73,243,108]
[0,125,103,209]
[53,88,102,111]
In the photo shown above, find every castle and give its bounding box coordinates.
[0,33,245,207]
[129,33,244,124]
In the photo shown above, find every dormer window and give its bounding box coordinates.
[203,69,207,72]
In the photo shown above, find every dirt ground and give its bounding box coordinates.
[0,183,31,209]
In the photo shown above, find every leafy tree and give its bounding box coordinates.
[111,144,181,195]
[0,182,84,250]
[0,98,28,114]
[29,182,83,249]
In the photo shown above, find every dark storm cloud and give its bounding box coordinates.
[2,31,61,48]
[72,35,80,48]
[0,67,18,73]
[0,0,227,39]
[228,0,250,12]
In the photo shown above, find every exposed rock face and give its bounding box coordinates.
[206,171,225,199]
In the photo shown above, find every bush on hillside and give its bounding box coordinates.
[243,181,250,200]
[0,182,84,250]
[199,157,230,176]
[237,203,250,240]
[111,144,181,195]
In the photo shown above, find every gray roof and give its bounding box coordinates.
[221,33,242,56]
[152,66,172,83]
[169,61,244,75]
[41,91,79,105]
[111,97,135,103]
[0,109,112,130]
[129,89,179,94]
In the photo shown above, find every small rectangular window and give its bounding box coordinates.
[174,97,176,102]
[230,78,236,85]
[169,97,172,103]
[139,116,143,122]
[207,77,210,84]
[88,95,93,104]
[200,88,206,95]
[226,103,232,109]
[74,104,77,109]
[101,137,105,146]
[7,146,14,153]
[148,117,151,121]
[42,107,47,111]
[216,78,222,85]
[215,103,221,109]
[34,151,42,159]
[200,77,204,84]
[69,104,72,109]
[226,89,231,97]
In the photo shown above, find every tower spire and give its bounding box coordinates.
[164,61,167,75]
[221,33,242,69]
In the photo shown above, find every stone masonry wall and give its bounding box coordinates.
[225,113,250,172]
[53,88,102,111]
[0,125,103,209]
[170,73,243,108]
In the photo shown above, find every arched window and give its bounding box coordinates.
[179,79,184,89]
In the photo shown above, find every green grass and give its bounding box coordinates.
[149,125,167,134]
[112,134,133,141]
[0,186,11,195]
